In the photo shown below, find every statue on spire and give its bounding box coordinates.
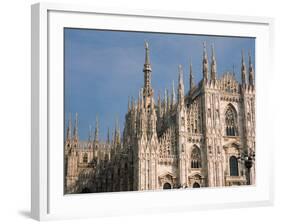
[145,41,149,62]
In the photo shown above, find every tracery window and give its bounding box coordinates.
[191,146,201,168]
[229,156,239,176]
[225,105,238,136]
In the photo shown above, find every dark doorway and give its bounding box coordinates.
[163,182,172,189]
[81,187,91,193]
[193,182,200,188]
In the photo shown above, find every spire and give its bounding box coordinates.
[164,88,167,114]
[107,127,110,144]
[73,112,79,141]
[158,91,162,116]
[241,49,247,85]
[171,80,176,106]
[114,117,121,146]
[177,64,185,108]
[131,96,135,111]
[137,90,141,112]
[134,99,137,112]
[232,64,235,76]
[94,116,99,142]
[189,60,195,90]
[210,43,217,80]
[114,117,117,142]
[203,41,209,81]
[178,64,184,89]
[88,125,92,142]
[248,51,254,86]
[167,89,170,112]
[143,41,153,98]
[117,127,121,144]
[140,88,144,108]
[66,112,72,140]
[128,96,131,111]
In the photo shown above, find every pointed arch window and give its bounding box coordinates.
[191,146,201,168]
[83,153,88,163]
[229,156,239,176]
[225,105,238,136]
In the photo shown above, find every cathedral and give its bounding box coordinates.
[64,42,256,194]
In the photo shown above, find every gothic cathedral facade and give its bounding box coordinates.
[65,42,255,194]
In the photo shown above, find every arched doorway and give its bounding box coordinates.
[193,182,200,188]
[163,182,172,189]
[81,187,91,193]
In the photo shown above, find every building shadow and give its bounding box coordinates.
[18,210,31,219]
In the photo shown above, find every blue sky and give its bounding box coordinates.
[64,28,255,141]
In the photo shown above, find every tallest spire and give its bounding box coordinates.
[143,41,153,98]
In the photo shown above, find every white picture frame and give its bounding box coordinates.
[31,2,275,221]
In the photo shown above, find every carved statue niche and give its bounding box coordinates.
[247,113,251,127]
[215,109,220,126]
[207,108,211,126]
